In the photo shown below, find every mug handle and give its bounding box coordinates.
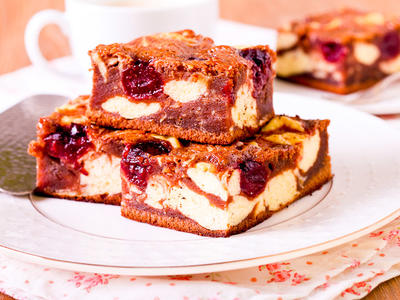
[24,9,70,75]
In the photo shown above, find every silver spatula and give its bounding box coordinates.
[0,94,68,195]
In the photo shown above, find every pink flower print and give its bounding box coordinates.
[369,231,384,238]
[258,262,290,272]
[318,275,331,289]
[349,259,361,269]
[384,229,400,246]
[265,263,281,272]
[318,281,330,289]
[291,272,310,286]
[385,229,399,240]
[340,281,372,297]
[69,273,85,288]
[68,273,120,292]
[260,262,310,284]
[267,270,292,283]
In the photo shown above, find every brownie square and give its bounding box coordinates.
[121,115,332,237]
[89,30,276,144]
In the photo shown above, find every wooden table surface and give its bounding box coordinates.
[0,0,399,299]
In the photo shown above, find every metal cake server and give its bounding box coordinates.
[0,94,68,195]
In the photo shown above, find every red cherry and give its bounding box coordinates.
[44,123,93,174]
[379,31,400,60]
[320,42,348,63]
[121,141,172,190]
[239,48,271,98]
[239,160,269,198]
[121,61,163,100]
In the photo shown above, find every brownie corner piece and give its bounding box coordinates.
[88,30,276,144]
[276,8,400,94]
[28,96,122,205]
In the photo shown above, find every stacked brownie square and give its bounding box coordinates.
[29,30,332,237]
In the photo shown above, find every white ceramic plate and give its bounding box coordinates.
[1,92,399,276]
[276,79,400,115]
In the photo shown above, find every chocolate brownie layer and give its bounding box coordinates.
[89,30,276,144]
[277,8,400,94]
[121,115,332,237]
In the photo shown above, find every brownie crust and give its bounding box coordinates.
[34,188,121,206]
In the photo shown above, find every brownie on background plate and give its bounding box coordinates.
[277,8,400,94]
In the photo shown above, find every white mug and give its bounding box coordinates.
[25,0,219,77]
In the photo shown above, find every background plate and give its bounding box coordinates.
[0,92,399,275]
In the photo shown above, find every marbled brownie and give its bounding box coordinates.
[121,115,332,237]
[89,30,276,144]
[277,9,400,94]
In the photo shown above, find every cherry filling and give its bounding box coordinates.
[320,41,348,63]
[379,31,400,60]
[121,60,163,100]
[44,123,93,174]
[121,140,172,191]
[239,48,271,97]
[238,160,270,198]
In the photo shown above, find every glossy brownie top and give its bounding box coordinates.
[90,29,276,77]
[116,115,328,174]
[281,8,400,42]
